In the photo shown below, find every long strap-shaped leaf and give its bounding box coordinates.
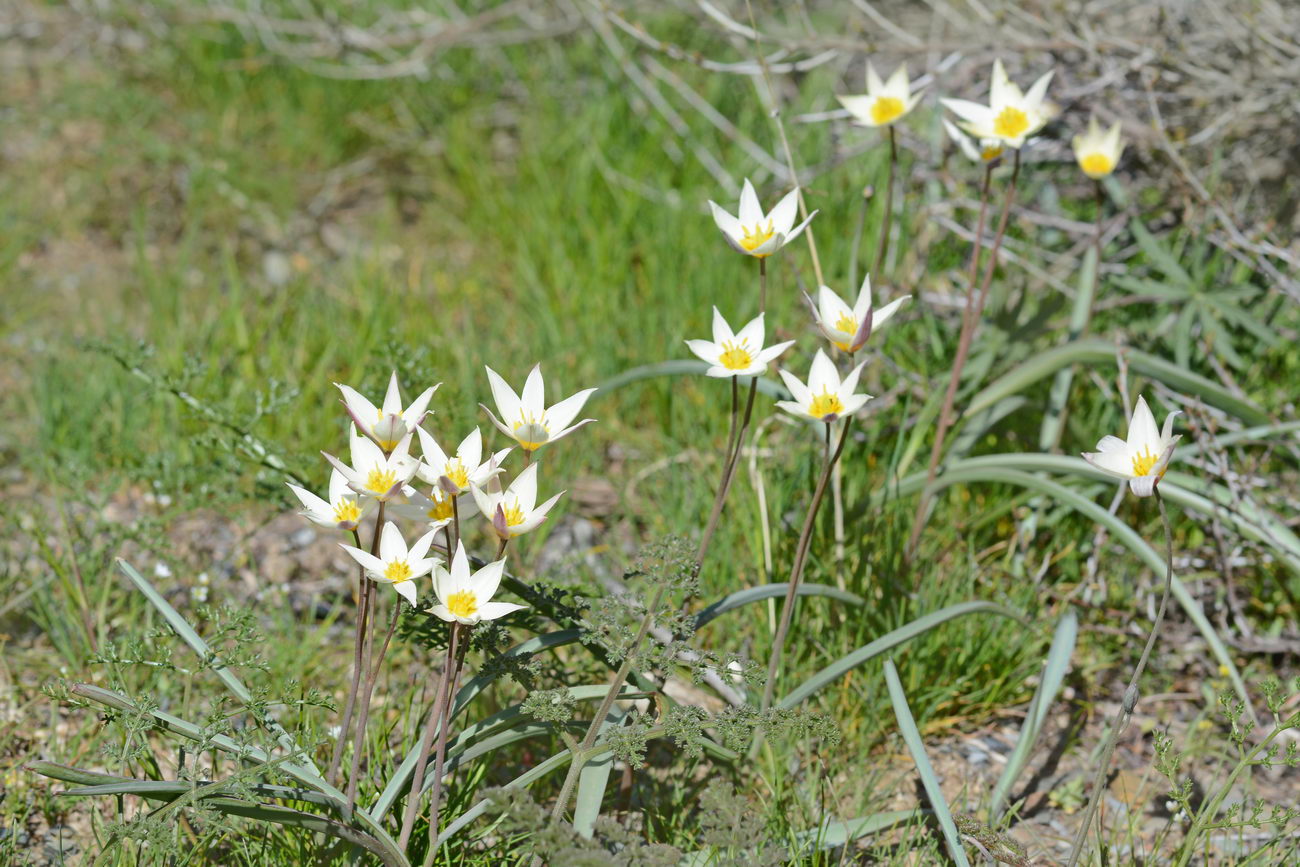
[777,601,1022,710]
[989,608,1078,818]
[694,583,864,630]
[68,684,406,861]
[31,762,403,866]
[893,465,1252,710]
[966,337,1269,425]
[883,659,972,867]
[117,559,320,775]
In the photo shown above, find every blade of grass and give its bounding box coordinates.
[693,582,864,630]
[989,608,1078,818]
[883,658,971,867]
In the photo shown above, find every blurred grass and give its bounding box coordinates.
[3,1,1297,863]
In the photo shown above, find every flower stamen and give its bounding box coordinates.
[333,498,361,525]
[383,560,413,584]
[870,96,905,125]
[718,339,754,371]
[1131,447,1159,478]
[993,106,1030,139]
[446,590,478,619]
[808,388,845,420]
[366,467,397,495]
[739,220,776,253]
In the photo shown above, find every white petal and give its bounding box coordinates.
[1024,69,1055,111]
[766,189,801,237]
[485,366,521,425]
[872,295,909,330]
[416,426,451,470]
[866,62,884,95]
[708,201,742,243]
[548,418,596,444]
[839,360,867,396]
[1127,396,1160,451]
[1160,410,1181,444]
[470,483,497,519]
[478,601,525,621]
[884,64,910,100]
[685,339,721,365]
[545,387,597,433]
[782,210,817,246]
[409,528,438,562]
[480,403,516,442]
[711,306,734,344]
[510,462,540,511]
[807,349,839,393]
[737,178,762,226]
[1096,434,1128,453]
[941,98,993,127]
[450,540,471,589]
[756,339,795,363]
[840,393,872,416]
[340,544,385,576]
[1082,449,1132,478]
[1128,475,1157,498]
[403,385,438,425]
[392,580,417,605]
[470,558,506,604]
[287,483,331,522]
[379,521,406,561]
[734,313,765,351]
[852,274,873,320]
[458,428,483,468]
[336,383,379,435]
[778,368,811,406]
[521,364,545,417]
[381,371,403,417]
[989,59,1013,108]
[429,603,456,623]
[836,95,877,126]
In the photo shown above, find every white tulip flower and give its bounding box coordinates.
[388,484,458,531]
[708,178,817,258]
[415,427,508,495]
[941,59,1054,149]
[684,308,794,378]
[776,349,872,424]
[339,521,438,606]
[942,119,1005,165]
[1073,117,1125,179]
[806,275,909,354]
[336,371,438,453]
[470,462,564,540]
[482,364,596,454]
[1082,395,1181,498]
[323,427,420,502]
[837,63,923,128]
[287,468,370,532]
[430,541,525,625]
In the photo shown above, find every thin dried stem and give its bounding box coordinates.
[329,528,370,784]
[1067,491,1176,867]
[424,623,469,865]
[874,125,898,274]
[909,152,1019,556]
[344,500,387,811]
[397,623,457,850]
[760,417,853,713]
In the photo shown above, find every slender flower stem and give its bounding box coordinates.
[399,623,458,850]
[344,501,387,811]
[908,152,1019,556]
[550,582,669,824]
[330,528,370,783]
[496,537,509,559]
[874,125,898,274]
[450,495,460,547]
[1066,491,1176,867]
[695,256,766,569]
[424,623,469,865]
[761,418,853,712]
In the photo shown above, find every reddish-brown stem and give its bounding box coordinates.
[344,501,387,811]
[873,125,897,274]
[329,528,370,784]
[398,622,459,850]
[426,624,469,862]
[908,152,1020,556]
[760,418,853,712]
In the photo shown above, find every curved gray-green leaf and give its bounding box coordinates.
[778,601,1022,710]
[695,583,864,630]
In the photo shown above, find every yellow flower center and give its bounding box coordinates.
[366,466,398,495]
[980,145,1004,162]
[831,313,859,352]
[870,96,905,125]
[717,339,754,371]
[993,106,1030,140]
[512,412,549,451]
[1131,447,1160,478]
[739,220,775,253]
[444,459,470,490]
[502,500,527,528]
[332,498,361,525]
[1079,153,1113,178]
[427,495,455,522]
[446,590,478,619]
[808,388,845,420]
[374,410,400,451]
[383,560,412,584]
